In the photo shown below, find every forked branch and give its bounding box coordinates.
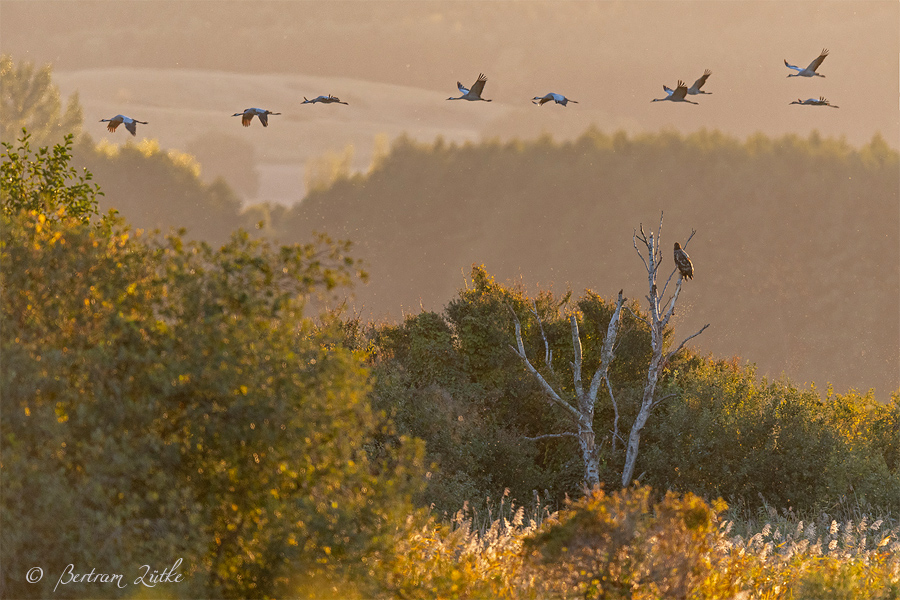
[508,305,581,423]
[523,432,580,442]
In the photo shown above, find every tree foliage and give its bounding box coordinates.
[0,54,83,147]
[364,264,899,518]
[185,130,261,198]
[366,265,660,515]
[640,359,900,513]
[1,137,421,599]
[1,131,106,226]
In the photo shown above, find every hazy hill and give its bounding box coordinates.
[279,130,900,398]
[8,1,896,208]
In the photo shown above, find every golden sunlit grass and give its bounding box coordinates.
[378,488,900,600]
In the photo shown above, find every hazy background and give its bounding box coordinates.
[2,1,898,396]
[2,1,897,204]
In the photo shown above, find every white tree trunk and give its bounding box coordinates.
[623,214,708,487]
[512,291,625,489]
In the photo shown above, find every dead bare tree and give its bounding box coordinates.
[623,212,709,487]
[510,213,707,490]
[509,291,626,488]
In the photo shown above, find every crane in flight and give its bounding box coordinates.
[447,73,492,102]
[785,49,829,77]
[789,96,839,108]
[232,108,281,127]
[652,81,699,104]
[662,70,712,97]
[685,69,712,95]
[302,95,349,105]
[100,115,148,136]
[532,92,578,107]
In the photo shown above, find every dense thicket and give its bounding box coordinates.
[282,129,899,398]
[362,265,900,518]
[1,137,422,599]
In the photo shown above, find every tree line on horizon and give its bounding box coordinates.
[279,128,899,399]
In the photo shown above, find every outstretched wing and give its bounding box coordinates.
[663,85,675,97]
[671,81,688,100]
[258,112,269,127]
[124,121,137,136]
[470,73,488,97]
[242,112,254,127]
[692,69,711,90]
[456,81,470,95]
[784,60,802,72]
[807,48,828,72]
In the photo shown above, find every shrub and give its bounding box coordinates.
[521,486,731,599]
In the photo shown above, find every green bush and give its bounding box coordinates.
[641,358,900,514]
[1,135,422,599]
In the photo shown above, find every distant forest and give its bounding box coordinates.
[274,129,899,398]
[5,52,894,397]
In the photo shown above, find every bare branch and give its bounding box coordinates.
[655,211,665,267]
[523,432,580,442]
[664,323,710,365]
[587,290,626,400]
[650,392,677,411]
[605,375,621,454]
[683,228,698,247]
[660,267,679,303]
[530,298,554,372]
[633,229,649,271]
[570,315,584,399]
[625,305,650,327]
[660,276,684,330]
[508,305,581,423]
[622,215,705,488]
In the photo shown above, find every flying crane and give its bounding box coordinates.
[447,73,492,102]
[652,81,699,104]
[302,95,349,105]
[532,93,578,107]
[232,108,281,127]
[789,96,839,108]
[99,114,148,136]
[784,49,829,78]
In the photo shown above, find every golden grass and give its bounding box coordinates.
[378,491,900,600]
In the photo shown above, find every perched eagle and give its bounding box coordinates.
[674,242,694,280]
